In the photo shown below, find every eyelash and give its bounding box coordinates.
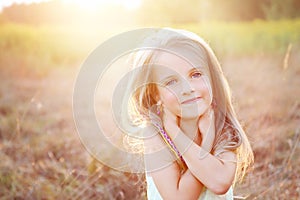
[190,71,202,79]
[163,71,202,86]
[165,79,177,86]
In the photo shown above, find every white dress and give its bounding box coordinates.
[146,175,233,200]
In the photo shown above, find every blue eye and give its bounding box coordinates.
[165,79,177,86]
[191,71,202,79]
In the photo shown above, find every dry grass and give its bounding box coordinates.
[0,68,145,199]
[0,45,299,199]
[223,46,300,199]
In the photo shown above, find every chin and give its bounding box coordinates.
[180,105,208,119]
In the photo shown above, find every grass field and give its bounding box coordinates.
[0,20,300,199]
[1,19,300,77]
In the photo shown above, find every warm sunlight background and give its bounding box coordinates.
[0,0,299,199]
[0,0,48,11]
[62,0,142,11]
[0,0,142,11]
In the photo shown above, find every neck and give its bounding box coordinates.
[179,117,200,143]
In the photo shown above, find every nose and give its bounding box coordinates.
[181,80,195,95]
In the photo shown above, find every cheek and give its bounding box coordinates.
[158,88,181,112]
[204,85,213,103]
[160,88,179,104]
[196,77,213,102]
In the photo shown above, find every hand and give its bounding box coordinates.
[148,104,179,140]
[147,105,181,162]
[198,107,215,153]
[162,106,180,139]
[147,104,173,154]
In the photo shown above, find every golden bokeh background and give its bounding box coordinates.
[0,0,299,199]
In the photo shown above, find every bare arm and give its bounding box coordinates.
[148,163,203,200]
[163,108,237,195]
[171,132,237,195]
[144,127,204,199]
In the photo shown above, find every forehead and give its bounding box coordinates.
[155,51,192,72]
[150,51,207,81]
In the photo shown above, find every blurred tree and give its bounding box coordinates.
[262,0,299,20]
[1,0,300,24]
[137,0,201,24]
[200,0,265,21]
[137,0,268,23]
[0,0,137,26]
[1,0,68,25]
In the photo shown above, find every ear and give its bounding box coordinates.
[156,100,162,106]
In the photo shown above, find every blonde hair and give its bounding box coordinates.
[125,28,253,183]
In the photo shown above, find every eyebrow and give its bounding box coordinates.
[192,65,206,70]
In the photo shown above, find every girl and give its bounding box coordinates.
[126,28,253,199]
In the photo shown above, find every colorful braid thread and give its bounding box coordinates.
[153,122,186,165]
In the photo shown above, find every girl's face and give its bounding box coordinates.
[151,51,212,120]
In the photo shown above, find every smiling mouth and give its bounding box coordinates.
[181,97,202,104]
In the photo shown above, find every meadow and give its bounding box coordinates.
[0,19,299,199]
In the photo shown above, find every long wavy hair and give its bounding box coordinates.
[125,28,253,184]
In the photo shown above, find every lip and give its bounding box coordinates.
[181,97,202,104]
